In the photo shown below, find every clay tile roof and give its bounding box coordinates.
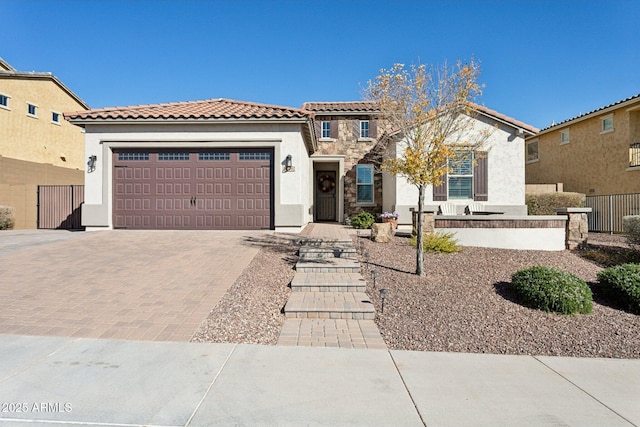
[539,93,640,133]
[471,103,539,135]
[65,98,310,121]
[302,101,379,113]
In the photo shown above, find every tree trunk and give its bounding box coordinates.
[415,184,425,276]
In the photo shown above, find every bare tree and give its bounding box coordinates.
[365,59,492,276]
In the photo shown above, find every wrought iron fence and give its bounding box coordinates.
[585,193,640,233]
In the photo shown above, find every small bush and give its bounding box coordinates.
[623,216,640,250]
[526,192,585,215]
[0,206,16,230]
[510,266,593,314]
[597,263,640,314]
[410,231,460,253]
[351,211,375,229]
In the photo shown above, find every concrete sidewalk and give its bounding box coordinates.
[0,334,638,426]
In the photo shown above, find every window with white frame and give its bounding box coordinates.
[51,111,61,124]
[560,129,570,144]
[27,103,37,117]
[360,120,370,138]
[526,140,539,162]
[630,143,640,168]
[601,114,614,133]
[448,150,473,199]
[0,94,8,109]
[321,121,331,138]
[356,164,374,204]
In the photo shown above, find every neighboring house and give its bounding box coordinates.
[0,58,89,228]
[66,98,536,231]
[525,94,640,196]
[384,104,538,220]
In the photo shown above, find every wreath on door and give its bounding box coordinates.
[318,173,336,193]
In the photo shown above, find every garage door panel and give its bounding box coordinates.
[113,149,272,229]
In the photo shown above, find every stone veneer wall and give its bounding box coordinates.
[315,115,383,218]
[555,208,591,250]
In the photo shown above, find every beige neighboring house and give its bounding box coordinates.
[525,94,640,196]
[0,58,89,228]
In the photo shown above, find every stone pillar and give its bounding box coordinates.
[411,210,435,236]
[555,208,592,250]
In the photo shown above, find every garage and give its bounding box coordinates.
[112,148,273,230]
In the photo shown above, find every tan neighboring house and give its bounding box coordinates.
[525,94,640,196]
[0,58,88,228]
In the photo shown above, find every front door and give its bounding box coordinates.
[316,171,336,221]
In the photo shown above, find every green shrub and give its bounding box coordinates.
[409,231,460,253]
[526,192,585,215]
[597,263,640,314]
[623,216,640,250]
[351,211,375,229]
[510,266,593,314]
[0,206,15,230]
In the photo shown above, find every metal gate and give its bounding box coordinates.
[585,193,640,233]
[37,185,84,229]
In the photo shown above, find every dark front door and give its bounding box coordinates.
[316,171,336,221]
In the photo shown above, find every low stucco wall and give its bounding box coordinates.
[398,215,567,251]
[436,215,567,251]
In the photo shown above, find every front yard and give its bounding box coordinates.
[361,233,640,358]
[193,230,639,359]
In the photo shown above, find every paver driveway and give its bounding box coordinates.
[0,230,264,341]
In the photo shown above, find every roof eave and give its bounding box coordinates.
[65,117,310,126]
[308,110,379,116]
[0,71,89,110]
[534,94,640,137]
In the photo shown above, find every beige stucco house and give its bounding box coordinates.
[66,97,537,231]
[0,58,89,228]
[525,94,640,196]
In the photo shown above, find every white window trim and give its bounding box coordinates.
[560,129,570,145]
[448,150,474,200]
[600,114,614,134]
[320,121,333,141]
[359,120,370,140]
[526,140,539,164]
[27,102,38,118]
[355,164,375,205]
[51,111,62,125]
[0,93,10,111]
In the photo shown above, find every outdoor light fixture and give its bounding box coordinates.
[87,155,97,173]
[284,154,293,171]
[364,251,370,271]
[359,239,364,255]
[380,288,389,313]
[371,269,377,289]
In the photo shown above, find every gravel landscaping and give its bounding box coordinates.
[191,228,639,359]
[360,232,640,359]
[191,234,298,345]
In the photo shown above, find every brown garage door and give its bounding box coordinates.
[112,148,272,230]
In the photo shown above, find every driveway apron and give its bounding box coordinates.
[0,230,261,341]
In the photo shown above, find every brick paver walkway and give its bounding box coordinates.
[278,319,387,349]
[277,223,387,349]
[0,230,262,341]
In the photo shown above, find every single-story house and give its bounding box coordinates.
[384,104,539,221]
[65,99,538,231]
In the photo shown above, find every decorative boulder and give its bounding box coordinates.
[371,222,395,243]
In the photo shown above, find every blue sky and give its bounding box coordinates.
[2,0,638,129]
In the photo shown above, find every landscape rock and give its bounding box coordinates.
[371,222,395,242]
